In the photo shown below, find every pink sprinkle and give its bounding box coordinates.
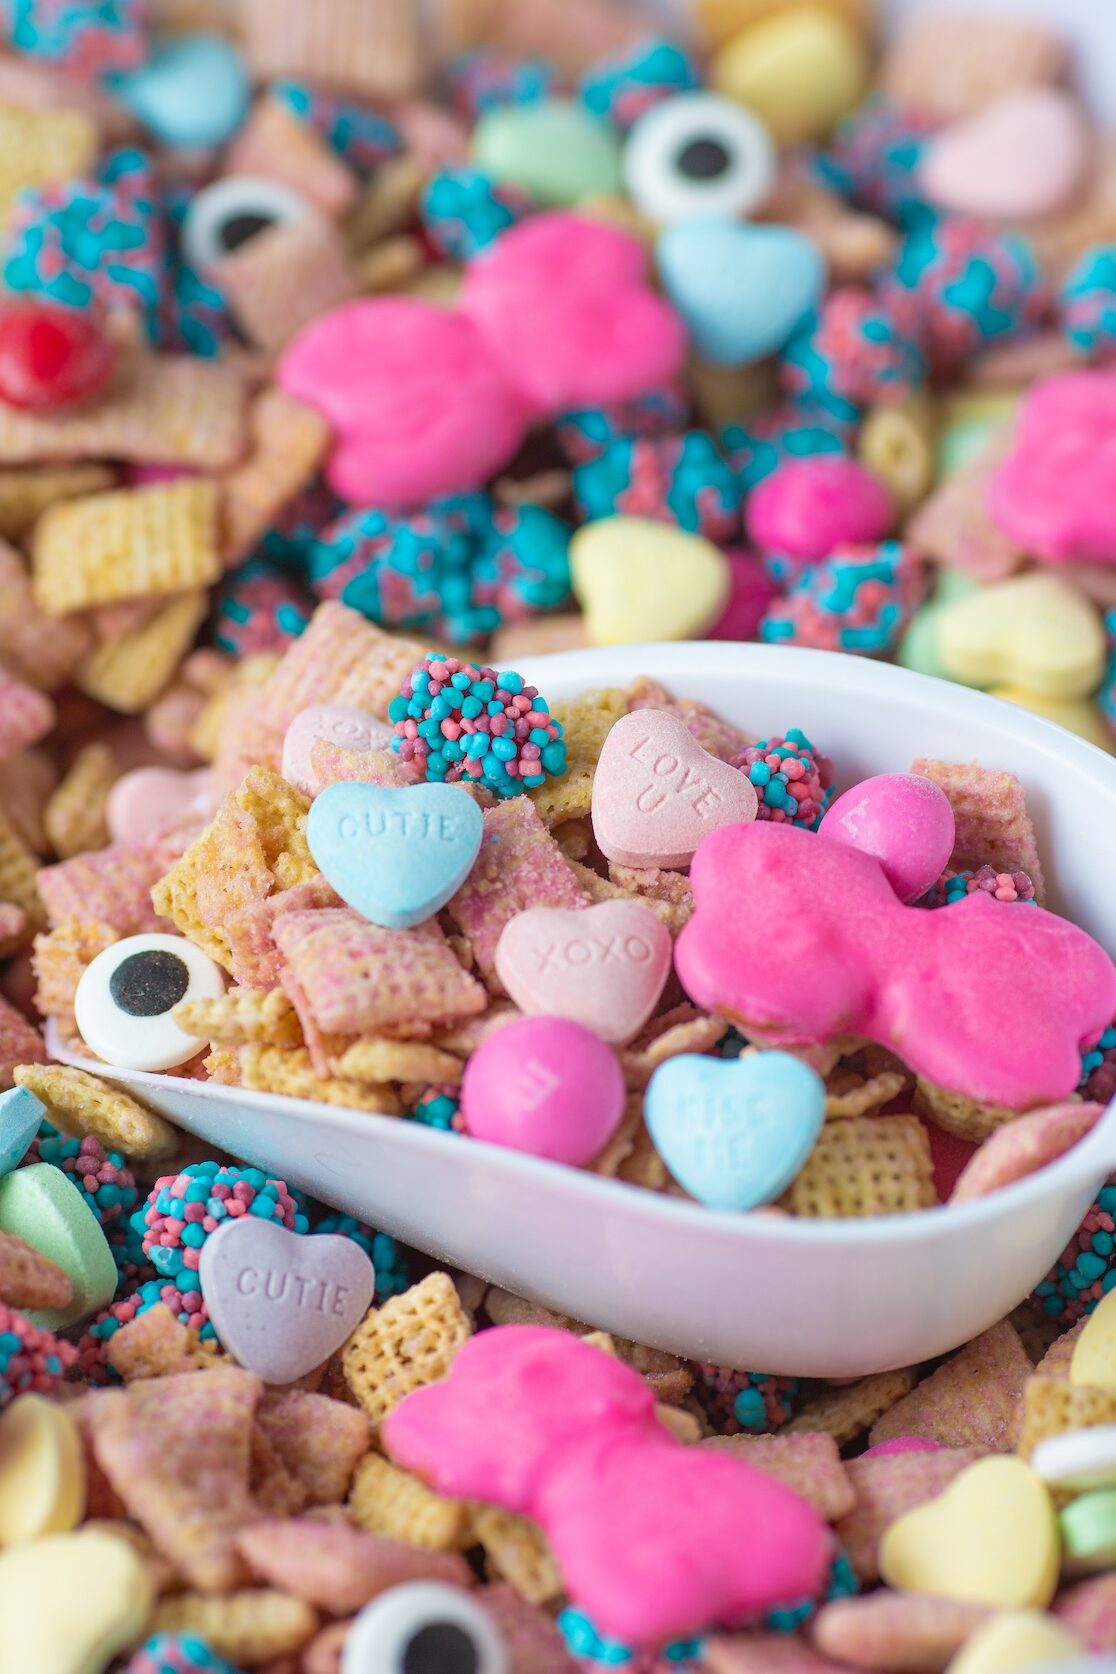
[441,721,462,740]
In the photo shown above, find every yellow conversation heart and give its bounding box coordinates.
[880,1457,1059,1609]
[936,572,1106,699]
[945,1608,1083,1672]
[0,1394,84,1546]
[711,4,868,144]
[991,686,1114,753]
[0,1528,153,1674]
[570,517,729,647]
[1072,1287,1116,1389]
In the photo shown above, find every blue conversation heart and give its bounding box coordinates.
[307,782,484,931]
[657,217,824,366]
[111,34,250,150]
[0,1085,45,1177]
[645,1050,826,1210]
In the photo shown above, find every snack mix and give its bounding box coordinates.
[4,1,1116,1670]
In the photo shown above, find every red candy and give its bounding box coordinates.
[0,303,115,411]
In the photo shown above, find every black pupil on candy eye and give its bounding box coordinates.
[109,951,190,1017]
[219,211,275,252]
[402,1622,479,1674]
[676,136,731,180]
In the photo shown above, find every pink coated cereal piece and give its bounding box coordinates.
[460,212,688,415]
[675,821,1116,1110]
[862,1437,946,1458]
[835,1448,984,1585]
[282,704,394,796]
[867,1321,1030,1453]
[918,88,1089,222]
[37,836,185,934]
[987,373,1116,564]
[494,900,672,1045]
[949,1100,1106,1204]
[277,298,532,508]
[704,1636,859,1672]
[811,1592,993,1673]
[383,1326,832,1646]
[483,1584,582,1674]
[709,549,781,642]
[0,667,54,759]
[746,457,893,566]
[819,773,956,904]
[1054,1573,1116,1651]
[461,1015,626,1165]
[235,1515,472,1614]
[105,767,216,847]
[591,710,758,870]
[0,991,46,1087]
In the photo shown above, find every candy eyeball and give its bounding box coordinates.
[74,933,225,1072]
[341,1583,507,1674]
[182,175,313,275]
[622,91,776,223]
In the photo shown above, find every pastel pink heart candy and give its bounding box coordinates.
[591,709,758,869]
[986,373,1116,564]
[918,88,1089,222]
[106,766,216,846]
[495,901,672,1044]
[460,211,688,414]
[277,298,532,507]
[282,704,395,795]
[460,1015,626,1166]
[198,1218,375,1386]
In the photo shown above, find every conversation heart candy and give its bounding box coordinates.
[0,1396,84,1547]
[591,709,758,869]
[935,572,1106,699]
[307,781,484,931]
[199,1218,375,1386]
[1033,1426,1116,1493]
[991,686,1115,753]
[105,765,216,846]
[879,1457,1059,1608]
[472,98,623,206]
[645,1051,826,1210]
[0,1085,44,1177]
[460,1016,626,1166]
[0,1528,153,1674]
[918,88,1088,222]
[1060,1488,1116,1576]
[282,704,395,796]
[1071,1288,1116,1389]
[820,773,956,903]
[946,1609,1083,1674]
[657,218,823,366]
[494,901,672,1045]
[570,517,730,645]
[111,33,251,150]
[0,1165,117,1331]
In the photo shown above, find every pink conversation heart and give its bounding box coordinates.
[591,709,758,869]
[986,373,1116,564]
[383,1327,832,1645]
[675,820,1116,1111]
[198,1218,375,1386]
[460,211,688,414]
[277,298,532,508]
[105,766,216,846]
[282,703,395,796]
[495,900,672,1044]
[820,773,956,903]
[460,1015,626,1166]
[918,88,1088,222]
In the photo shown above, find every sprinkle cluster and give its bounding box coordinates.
[390,657,567,795]
[881,217,1043,376]
[313,1212,410,1299]
[760,539,924,655]
[121,1633,239,1674]
[1081,1023,1116,1105]
[719,408,848,492]
[0,1304,77,1407]
[406,1087,463,1133]
[132,1161,309,1283]
[421,167,530,261]
[271,79,401,174]
[730,730,835,830]
[781,287,925,420]
[578,36,700,130]
[1059,243,1116,360]
[921,866,1038,909]
[816,98,934,227]
[213,559,314,658]
[446,51,554,121]
[5,0,148,79]
[559,1607,704,1670]
[556,387,689,465]
[1033,1182,1116,1324]
[28,1122,138,1228]
[78,1277,215,1383]
[572,432,741,542]
[691,1363,800,1436]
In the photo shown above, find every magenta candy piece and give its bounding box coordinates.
[460,1015,626,1166]
[746,455,893,564]
[820,772,956,904]
[709,549,781,642]
[862,1436,946,1457]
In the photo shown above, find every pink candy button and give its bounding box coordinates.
[746,455,893,565]
[460,1016,626,1166]
[281,703,395,795]
[820,772,956,903]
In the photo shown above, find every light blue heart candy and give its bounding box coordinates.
[307,782,484,931]
[0,1085,44,1178]
[645,1050,826,1211]
[111,34,250,150]
[657,217,824,366]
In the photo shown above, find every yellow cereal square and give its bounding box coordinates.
[43,743,117,859]
[781,1115,937,1217]
[785,1369,917,1445]
[78,590,208,714]
[0,465,115,539]
[33,480,220,614]
[348,1452,469,1551]
[342,1272,471,1429]
[13,1062,178,1160]
[530,687,627,825]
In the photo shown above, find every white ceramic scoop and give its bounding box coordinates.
[52,644,1116,1379]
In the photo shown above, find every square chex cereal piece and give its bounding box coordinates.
[910,756,1045,903]
[868,1321,1031,1452]
[34,480,220,614]
[275,910,486,1037]
[39,837,176,934]
[813,1593,992,1671]
[0,666,54,759]
[784,1369,916,1447]
[835,1448,984,1583]
[700,1433,856,1522]
[0,540,93,691]
[241,0,426,100]
[220,388,330,569]
[342,1271,471,1430]
[780,1115,937,1217]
